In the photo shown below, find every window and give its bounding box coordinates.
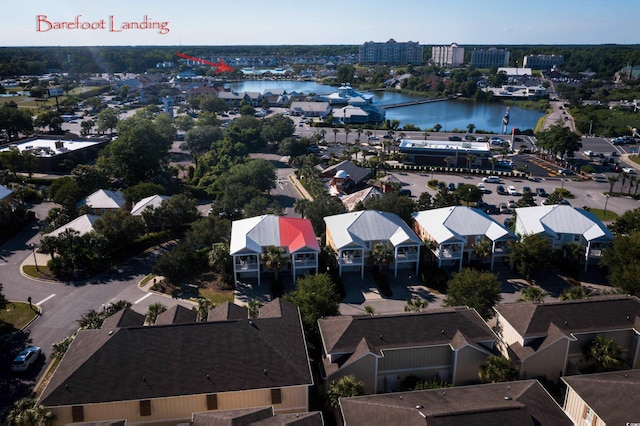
[271,388,282,404]
[71,406,84,423]
[140,400,151,417]
[206,394,218,410]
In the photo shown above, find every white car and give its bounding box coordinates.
[11,346,41,372]
[622,167,636,174]
[477,182,486,192]
[482,176,501,183]
[507,185,518,195]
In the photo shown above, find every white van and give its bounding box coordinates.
[482,176,501,183]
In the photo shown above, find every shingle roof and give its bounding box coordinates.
[495,295,640,337]
[340,187,382,211]
[339,380,572,425]
[101,308,145,330]
[207,301,249,322]
[154,304,197,325]
[562,370,640,425]
[324,210,421,250]
[320,160,372,184]
[39,299,312,407]
[319,307,496,356]
[192,407,324,425]
[413,206,516,244]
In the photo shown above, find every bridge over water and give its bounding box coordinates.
[379,95,458,109]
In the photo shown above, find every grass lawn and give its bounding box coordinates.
[0,301,39,335]
[22,265,55,280]
[588,207,619,221]
[199,287,234,305]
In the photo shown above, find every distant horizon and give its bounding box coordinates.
[3,0,638,47]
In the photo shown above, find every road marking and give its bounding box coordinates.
[134,293,152,304]
[36,294,56,305]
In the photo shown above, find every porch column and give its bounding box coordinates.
[458,243,463,272]
[490,240,496,271]
[394,246,398,277]
[584,241,591,272]
[338,249,343,277]
[360,247,364,280]
[256,254,261,287]
[233,254,238,285]
[415,245,420,275]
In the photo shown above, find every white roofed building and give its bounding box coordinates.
[324,210,421,279]
[413,206,517,271]
[130,195,169,216]
[78,189,126,215]
[514,205,613,271]
[45,214,100,237]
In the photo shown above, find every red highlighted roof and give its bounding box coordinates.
[279,217,320,253]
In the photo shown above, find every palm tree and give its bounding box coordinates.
[586,335,622,372]
[472,238,492,264]
[404,296,428,312]
[344,126,351,143]
[363,305,375,315]
[320,129,326,142]
[444,156,453,169]
[467,123,476,134]
[628,175,637,196]
[365,130,372,141]
[467,154,477,173]
[490,157,497,171]
[607,174,620,195]
[77,309,105,330]
[261,246,287,282]
[146,302,167,325]
[371,243,394,273]
[479,356,520,383]
[559,285,587,300]
[356,126,363,142]
[293,198,310,218]
[332,128,339,144]
[620,171,630,194]
[423,131,430,140]
[208,242,231,281]
[192,298,214,322]
[518,286,547,302]
[326,375,365,409]
[433,123,442,132]
[7,398,53,426]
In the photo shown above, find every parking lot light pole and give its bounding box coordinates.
[30,243,39,271]
[603,194,610,216]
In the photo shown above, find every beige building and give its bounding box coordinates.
[38,299,313,425]
[318,307,498,394]
[562,370,640,426]
[494,295,640,381]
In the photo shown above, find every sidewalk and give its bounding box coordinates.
[288,172,314,201]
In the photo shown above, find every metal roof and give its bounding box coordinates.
[230,215,320,255]
[515,205,613,242]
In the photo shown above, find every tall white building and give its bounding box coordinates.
[431,43,465,67]
[359,39,423,65]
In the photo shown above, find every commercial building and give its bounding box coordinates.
[398,139,492,168]
[470,48,510,68]
[523,54,564,70]
[431,43,465,67]
[359,39,423,65]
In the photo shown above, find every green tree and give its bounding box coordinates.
[96,108,119,135]
[261,113,295,143]
[443,268,502,319]
[51,335,75,360]
[145,302,167,325]
[518,286,547,302]
[154,193,200,231]
[208,242,231,281]
[535,124,582,159]
[607,174,620,195]
[371,243,393,273]
[284,273,341,349]
[479,356,520,383]
[122,182,165,205]
[261,246,287,282]
[192,298,214,322]
[71,164,111,196]
[585,335,622,372]
[608,207,640,235]
[305,196,347,236]
[0,282,7,310]
[516,190,536,207]
[472,238,492,264]
[404,296,428,312]
[559,285,587,301]
[93,209,145,257]
[326,375,365,410]
[277,136,309,158]
[185,125,223,154]
[508,233,553,280]
[6,398,53,426]
[456,184,483,206]
[293,198,310,219]
[0,106,34,139]
[360,191,416,227]
[601,230,640,296]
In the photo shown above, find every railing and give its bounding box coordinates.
[340,256,363,265]
[439,249,462,259]
[396,253,418,262]
[236,262,259,271]
[293,259,318,267]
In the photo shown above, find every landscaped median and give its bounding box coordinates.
[0,301,40,349]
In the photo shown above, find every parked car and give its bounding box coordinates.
[523,186,532,194]
[535,187,548,197]
[503,217,514,228]
[507,185,518,195]
[496,185,507,195]
[482,176,501,183]
[558,168,574,175]
[12,346,41,372]
[477,182,486,192]
[448,183,456,191]
[499,202,509,214]
[622,167,636,174]
[399,189,412,196]
[448,135,462,141]
[507,199,517,209]
[485,204,500,215]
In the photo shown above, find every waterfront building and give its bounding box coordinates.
[398,139,492,168]
[431,43,465,67]
[359,39,423,65]
[470,48,510,68]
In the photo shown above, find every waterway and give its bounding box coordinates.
[224,80,545,134]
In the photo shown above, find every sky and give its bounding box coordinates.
[2,0,638,47]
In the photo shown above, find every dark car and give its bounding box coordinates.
[496,185,507,195]
[398,189,411,197]
[535,188,548,197]
[448,183,456,191]
[485,204,500,215]
[448,135,462,141]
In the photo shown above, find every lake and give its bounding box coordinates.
[224,80,545,133]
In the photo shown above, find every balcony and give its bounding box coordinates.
[396,252,419,262]
[339,256,363,265]
[293,259,318,268]
[236,262,259,271]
